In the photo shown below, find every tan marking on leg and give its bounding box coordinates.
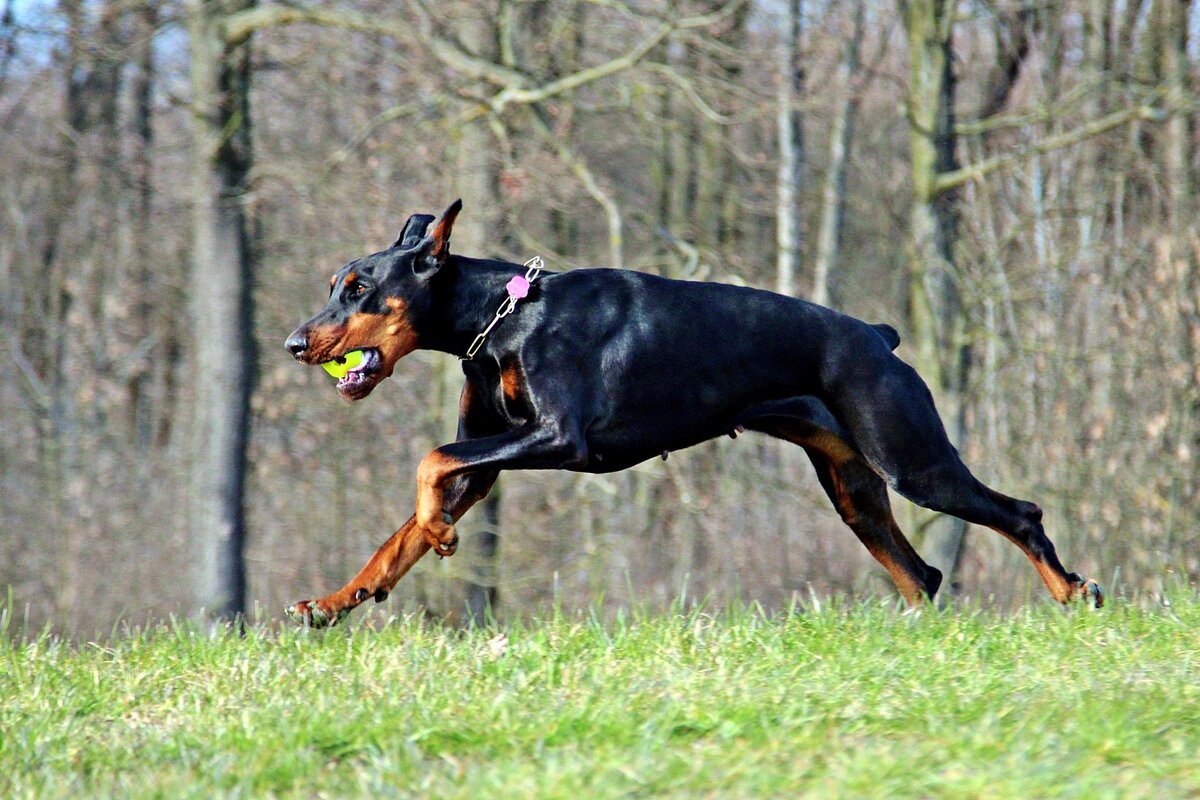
[500,363,521,401]
[769,420,936,607]
[803,430,859,463]
[416,451,466,525]
[287,516,430,627]
[288,469,502,627]
[416,450,468,554]
[459,381,476,417]
[823,458,932,606]
[987,525,1076,603]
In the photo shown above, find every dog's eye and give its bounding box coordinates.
[353,283,368,296]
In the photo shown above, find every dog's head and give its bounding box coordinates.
[284,199,461,401]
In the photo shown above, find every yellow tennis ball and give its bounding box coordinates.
[320,349,365,378]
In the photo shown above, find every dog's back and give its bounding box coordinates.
[496,267,900,468]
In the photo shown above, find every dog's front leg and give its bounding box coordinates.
[416,451,469,557]
[413,422,587,558]
[286,516,429,628]
[287,470,499,628]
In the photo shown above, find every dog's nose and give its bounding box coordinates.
[284,331,309,358]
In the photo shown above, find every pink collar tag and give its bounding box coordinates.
[506,275,531,300]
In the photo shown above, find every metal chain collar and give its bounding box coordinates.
[461,256,544,360]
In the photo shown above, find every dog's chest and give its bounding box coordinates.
[464,357,533,426]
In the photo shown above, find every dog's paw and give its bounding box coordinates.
[1077,578,1104,609]
[285,599,348,628]
[422,513,459,557]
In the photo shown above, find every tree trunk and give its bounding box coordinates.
[901,0,969,589]
[454,9,503,624]
[775,0,803,297]
[716,3,750,261]
[656,45,674,240]
[186,0,255,621]
[38,0,87,623]
[127,1,158,446]
[464,492,500,625]
[811,0,865,308]
[37,0,124,624]
[1159,0,1192,242]
[0,0,15,91]
[1156,0,1196,551]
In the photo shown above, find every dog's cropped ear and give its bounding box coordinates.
[392,213,435,250]
[413,199,462,278]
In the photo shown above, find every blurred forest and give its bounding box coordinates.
[1,0,1197,637]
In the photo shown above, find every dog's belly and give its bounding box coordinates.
[575,437,709,474]
[575,393,765,474]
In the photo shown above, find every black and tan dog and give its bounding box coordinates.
[283,200,1102,626]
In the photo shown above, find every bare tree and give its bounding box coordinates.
[185,0,256,620]
[126,1,162,447]
[811,0,869,308]
[453,5,504,626]
[899,0,970,585]
[775,0,803,297]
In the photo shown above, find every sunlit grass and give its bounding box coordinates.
[2,591,1198,798]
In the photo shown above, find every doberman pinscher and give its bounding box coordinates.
[283,200,1103,627]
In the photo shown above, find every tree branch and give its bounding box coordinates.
[970,6,1033,124]
[934,102,1173,195]
[222,5,527,87]
[523,107,623,268]
[487,21,671,114]
[645,63,732,124]
[954,82,1096,137]
[8,334,50,413]
[483,0,745,115]
[224,0,747,118]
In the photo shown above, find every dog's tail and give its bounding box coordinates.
[871,323,900,352]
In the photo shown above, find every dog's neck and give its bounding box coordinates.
[421,255,533,358]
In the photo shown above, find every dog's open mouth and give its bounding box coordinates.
[319,348,382,397]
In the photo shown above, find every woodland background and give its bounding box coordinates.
[1,0,1197,637]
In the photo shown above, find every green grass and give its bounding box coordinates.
[2,593,1198,799]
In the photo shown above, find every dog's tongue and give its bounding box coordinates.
[321,350,366,378]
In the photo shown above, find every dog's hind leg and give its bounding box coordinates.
[743,398,941,606]
[829,357,1103,607]
[892,466,1103,607]
[805,446,942,606]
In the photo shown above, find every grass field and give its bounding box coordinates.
[2,592,1198,799]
